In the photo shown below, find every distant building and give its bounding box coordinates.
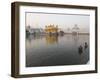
[65,27,71,34]
[45,24,58,34]
[72,24,79,35]
[31,28,45,34]
[26,25,45,35]
[26,25,31,34]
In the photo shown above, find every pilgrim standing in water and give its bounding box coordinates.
[78,45,83,54]
[84,42,88,49]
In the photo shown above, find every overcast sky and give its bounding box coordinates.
[26,12,90,33]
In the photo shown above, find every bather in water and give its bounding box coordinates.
[84,42,88,49]
[78,45,83,54]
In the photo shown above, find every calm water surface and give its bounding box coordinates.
[26,34,89,67]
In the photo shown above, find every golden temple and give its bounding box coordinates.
[45,24,58,34]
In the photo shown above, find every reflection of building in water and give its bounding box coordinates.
[45,24,58,35]
[45,35,58,44]
[72,24,79,35]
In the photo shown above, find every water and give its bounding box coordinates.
[26,34,89,67]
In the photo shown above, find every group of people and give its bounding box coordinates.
[78,42,88,54]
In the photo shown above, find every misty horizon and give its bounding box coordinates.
[26,12,90,33]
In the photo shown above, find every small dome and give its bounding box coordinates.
[72,24,79,30]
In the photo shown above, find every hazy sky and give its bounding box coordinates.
[26,12,90,32]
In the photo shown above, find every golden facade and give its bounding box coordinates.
[45,24,58,34]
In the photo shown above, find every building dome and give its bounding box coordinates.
[72,24,79,35]
[72,24,79,30]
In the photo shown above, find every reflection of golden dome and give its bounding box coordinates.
[45,35,58,44]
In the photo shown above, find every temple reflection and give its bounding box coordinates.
[26,34,59,45]
[45,35,58,44]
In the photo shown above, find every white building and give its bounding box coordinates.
[26,26,45,34]
[72,24,79,35]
